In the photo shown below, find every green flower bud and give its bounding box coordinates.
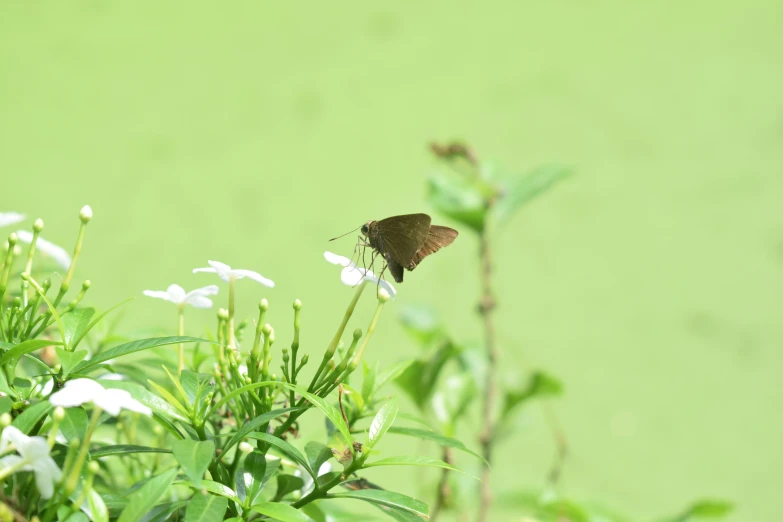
[293,299,302,311]
[259,298,269,311]
[238,441,254,454]
[33,218,44,232]
[262,323,272,336]
[87,461,100,474]
[218,308,229,320]
[7,233,17,246]
[82,280,91,290]
[301,354,309,365]
[53,407,66,422]
[353,328,362,340]
[377,287,392,303]
[42,279,52,290]
[79,205,93,223]
[12,297,21,308]
[0,413,11,427]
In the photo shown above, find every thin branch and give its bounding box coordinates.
[429,446,454,521]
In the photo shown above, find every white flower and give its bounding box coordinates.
[324,251,396,299]
[49,378,151,416]
[16,230,72,270]
[193,260,274,288]
[143,284,219,309]
[0,212,25,228]
[0,426,62,499]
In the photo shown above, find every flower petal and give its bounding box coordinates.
[186,285,220,298]
[0,455,23,470]
[33,458,60,499]
[231,269,275,288]
[340,265,366,287]
[0,212,25,228]
[324,251,352,267]
[96,389,151,416]
[186,295,213,309]
[0,426,30,453]
[207,260,232,273]
[49,378,105,409]
[165,284,187,304]
[143,290,172,301]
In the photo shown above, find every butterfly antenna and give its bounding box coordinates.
[329,226,361,242]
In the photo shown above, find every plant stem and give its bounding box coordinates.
[430,446,454,521]
[477,222,497,522]
[227,276,236,350]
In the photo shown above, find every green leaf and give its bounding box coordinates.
[242,451,267,505]
[361,362,377,404]
[27,276,67,344]
[244,432,316,479]
[502,371,563,419]
[304,442,333,474]
[394,342,459,409]
[427,171,486,232]
[12,401,53,434]
[142,501,188,522]
[56,348,88,378]
[86,489,109,522]
[367,397,397,449]
[72,336,207,374]
[274,475,305,501]
[184,491,227,522]
[398,305,441,346]
[250,502,313,522]
[218,407,296,459]
[180,370,214,412]
[60,407,88,442]
[331,489,428,518]
[375,360,414,394]
[117,467,178,522]
[364,455,477,479]
[72,298,133,350]
[494,165,572,226]
[172,439,214,487]
[0,396,13,415]
[287,384,352,448]
[683,500,734,519]
[0,340,62,373]
[147,380,190,418]
[101,381,188,421]
[387,427,486,463]
[431,373,475,429]
[62,307,95,350]
[91,445,172,459]
[177,480,240,504]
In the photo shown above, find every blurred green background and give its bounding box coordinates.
[1,1,781,521]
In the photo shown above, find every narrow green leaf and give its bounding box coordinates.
[494,165,571,225]
[147,380,190,418]
[274,475,305,501]
[218,407,296,460]
[172,439,214,487]
[72,298,133,350]
[684,500,734,519]
[502,371,563,419]
[250,502,313,522]
[91,445,171,459]
[161,365,192,409]
[62,307,95,350]
[365,455,477,479]
[177,480,240,504]
[184,491,227,522]
[244,432,316,479]
[59,407,88,442]
[27,277,66,344]
[289,384,352,447]
[243,451,267,505]
[367,397,397,449]
[12,401,52,434]
[101,380,187,421]
[0,340,62,371]
[304,442,333,474]
[330,489,428,517]
[56,348,88,378]
[141,501,188,522]
[361,362,377,404]
[117,467,178,522]
[387,427,486,463]
[427,171,486,232]
[86,489,109,522]
[73,336,207,374]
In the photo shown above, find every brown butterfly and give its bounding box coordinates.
[339,213,458,283]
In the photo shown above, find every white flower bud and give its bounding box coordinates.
[79,205,93,223]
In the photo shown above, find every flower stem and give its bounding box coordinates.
[227,276,236,350]
[64,406,102,496]
[308,282,366,391]
[177,305,185,374]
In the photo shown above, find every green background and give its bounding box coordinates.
[1,1,781,520]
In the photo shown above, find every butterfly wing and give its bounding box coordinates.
[384,253,405,283]
[408,225,459,269]
[375,213,432,267]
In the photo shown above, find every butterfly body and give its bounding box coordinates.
[360,213,458,283]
